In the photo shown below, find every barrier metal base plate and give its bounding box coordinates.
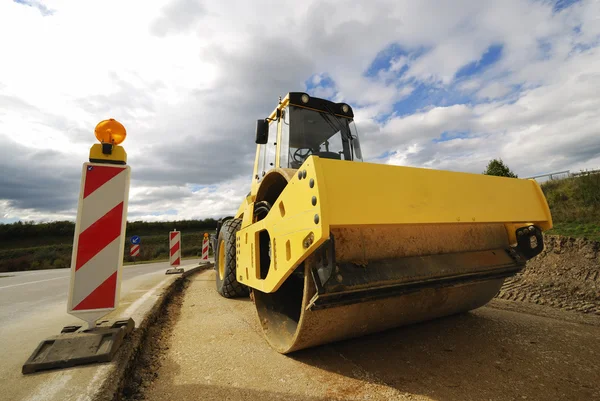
[22,318,135,374]
[165,268,184,274]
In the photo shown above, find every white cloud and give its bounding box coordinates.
[476,82,512,100]
[1,0,599,222]
[127,176,248,221]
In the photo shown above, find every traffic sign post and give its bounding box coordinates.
[67,120,131,329]
[66,162,130,327]
[201,233,209,261]
[130,243,140,262]
[166,230,184,274]
[23,119,135,374]
[170,230,181,266]
[130,236,141,264]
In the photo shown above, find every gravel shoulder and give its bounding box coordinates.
[137,270,600,401]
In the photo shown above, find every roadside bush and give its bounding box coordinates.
[0,219,218,250]
[183,246,201,258]
[0,219,218,271]
[575,173,600,210]
[53,258,69,269]
[152,244,169,259]
[0,255,32,272]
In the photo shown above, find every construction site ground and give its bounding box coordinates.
[124,266,600,401]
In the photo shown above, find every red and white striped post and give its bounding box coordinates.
[201,233,209,260]
[130,244,140,258]
[170,230,181,266]
[67,119,130,329]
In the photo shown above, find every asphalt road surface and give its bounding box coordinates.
[0,260,199,401]
[141,270,600,401]
[0,262,174,324]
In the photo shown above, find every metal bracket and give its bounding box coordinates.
[101,142,113,155]
[22,318,134,374]
[513,225,544,260]
[310,236,336,293]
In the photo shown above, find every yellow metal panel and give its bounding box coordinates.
[236,156,552,294]
[88,144,127,164]
[531,179,554,227]
[235,194,254,229]
[236,161,328,293]
[235,202,244,220]
[317,158,552,230]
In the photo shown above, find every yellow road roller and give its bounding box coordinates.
[214,92,553,353]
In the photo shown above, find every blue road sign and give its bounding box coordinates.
[131,235,141,245]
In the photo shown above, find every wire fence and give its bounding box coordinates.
[524,168,600,183]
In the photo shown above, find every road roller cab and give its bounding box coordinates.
[214,92,553,353]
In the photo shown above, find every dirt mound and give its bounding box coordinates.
[497,235,600,314]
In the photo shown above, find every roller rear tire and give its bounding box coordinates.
[215,218,249,298]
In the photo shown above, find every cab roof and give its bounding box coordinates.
[267,92,354,120]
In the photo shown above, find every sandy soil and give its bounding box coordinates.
[127,270,600,401]
[497,235,600,315]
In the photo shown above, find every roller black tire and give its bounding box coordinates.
[215,218,249,298]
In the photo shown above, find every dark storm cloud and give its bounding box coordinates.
[130,136,255,186]
[150,0,206,37]
[131,36,314,186]
[0,140,81,212]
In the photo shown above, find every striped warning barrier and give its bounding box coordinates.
[130,244,140,257]
[24,119,135,373]
[67,163,130,328]
[201,233,209,260]
[170,230,181,266]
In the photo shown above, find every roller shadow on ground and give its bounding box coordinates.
[290,307,600,401]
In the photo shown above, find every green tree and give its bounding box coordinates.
[483,158,518,178]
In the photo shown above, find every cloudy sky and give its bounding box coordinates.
[0,0,598,223]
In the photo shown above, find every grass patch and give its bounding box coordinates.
[541,173,600,241]
[546,222,600,242]
[542,174,600,223]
